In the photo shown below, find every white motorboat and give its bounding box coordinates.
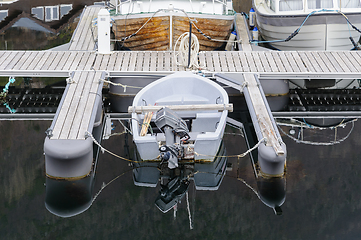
[130,71,231,164]
[253,0,361,50]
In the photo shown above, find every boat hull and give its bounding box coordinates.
[131,72,229,161]
[112,13,234,51]
[255,10,361,50]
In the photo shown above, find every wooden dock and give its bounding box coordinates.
[0,6,360,178]
[1,50,361,76]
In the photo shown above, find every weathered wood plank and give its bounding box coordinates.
[69,52,85,70]
[51,72,81,139]
[238,52,250,72]
[55,52,72,70]
[245,52,257,72]
[150,51,157,71]
[164,51,171,71]
[304,52,322,72]
[0,51,19,69]
[212,52,222,72]
[331,51,351,72]
[60,71,89,139]
[218,51,229,72]
[258,52,272,72]
[128,51,138,71]
[231,51,242,72]
[244,73,284,155]
[5,51,26,70]
[251,52,264,72]
[315,52,336,72]
[271,52,286,72]
[76,52,91,70]
[121,51,131,71]
[33,51,52,70]
[297,51,316,72]
[84,52,96,70]
[48,52,66,70]
[278,51,293,72]
[143,52,150,71]
[225,51,235,72]
[12,51,33,70]
[264,51,278,72]
[68,72,94,139]
[0,51,13,68]
[342,51,360,72]
[77,71,102,139]
[107,52,118,71]
[62,52,80,70]
[40,51,59,70]
[92,53,104,70]
[205,51,214,72]
[291,52,307,72]
[99,53,110,70]
[324,52,343,72]
[311,52,330,72]
[198,52,206,70]
[113,52,125,71]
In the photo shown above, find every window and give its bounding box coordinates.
[307,0,333,9]
[341,0,361,8]
[45,6,59,22]
[32,7,44,20]
[279,0,303,11]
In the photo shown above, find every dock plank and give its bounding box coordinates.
[164,51,171,71]
[231,51,242,72]
[331,51,351,72]
[77,71,103,139]
[143,52,150,71]
[278,51,293,72]
[311,52,330,72]
[5,51,26,70]
[219,51,229,72]
[76,52,91,70]
[298,51,316,72]
[12,51,32,70]
[342,51,359,72]
[225,51,235,72]
[212,52,222,72]
[40,51,59,70]
[245,52,257,72]
[48,52,65,70]
[150,51,157,71]
[238,52,250,72]
[271,52,286,72]
[324,52,343,72]
[318,52,336,72]
[251,52,264,72]
[205,51,214,72]
[121,51,131,71]
[0,51,18,69]
[61,52,79,70]
[107,52,117,71]
[60,71,89,139]
[259,52,272,72]
[291,52,307,72]
[264,51,278,72]
[305,52,322,72]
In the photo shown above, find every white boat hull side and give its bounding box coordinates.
[255,10,361,50]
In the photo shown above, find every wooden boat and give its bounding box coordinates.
[253,0,361,50]
[111,0,235,51]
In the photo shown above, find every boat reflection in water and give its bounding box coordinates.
[133,142,228,213]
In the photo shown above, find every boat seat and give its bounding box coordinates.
[191,112,221,133]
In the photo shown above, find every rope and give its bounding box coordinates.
[194,137,266,158]
[85,130,142,163]
[174,32,200,69]
[277,120,356,146]
[186,191,193,230]
[101,78,143,92]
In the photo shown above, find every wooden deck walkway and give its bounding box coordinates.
[50,71,104,140]
[1,50,361,76]
[68,5,102,51]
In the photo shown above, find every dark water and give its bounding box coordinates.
[1,1,361,240]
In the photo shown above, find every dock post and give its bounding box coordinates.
[98,9,111,54]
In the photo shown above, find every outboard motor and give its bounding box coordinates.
[154,107,190,169]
